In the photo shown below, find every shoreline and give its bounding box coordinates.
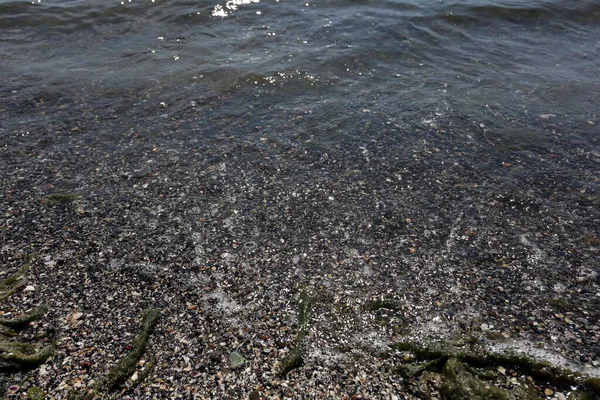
[1,77,599,400]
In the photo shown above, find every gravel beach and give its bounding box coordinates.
[1,83,599,399]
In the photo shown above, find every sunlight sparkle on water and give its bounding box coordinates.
[213,0,260,17]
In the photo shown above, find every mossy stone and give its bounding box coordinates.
[229,351,247,369]
[27,386,45,400]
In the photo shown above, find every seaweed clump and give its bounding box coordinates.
[46,193,81,203]
[0,256,55,373]
[70,308,160,399]
[280,287,312,376]
[98,308,160,392]
[0,256,55,397]
[391,339,600,399]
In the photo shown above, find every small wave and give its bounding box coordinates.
[0,0,203,34]
[438,1,600,25]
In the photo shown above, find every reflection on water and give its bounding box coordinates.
[213,0,260,17]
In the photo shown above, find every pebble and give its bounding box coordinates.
[555,393,566,400]
[248,391,264,400]
[229,351,247,368]
[208,351,222,362]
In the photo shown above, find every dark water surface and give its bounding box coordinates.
[2,0,599,147]
[1,0,600,394]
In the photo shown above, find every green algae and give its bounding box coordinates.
[46,193,81,203]
[547,297,577,313]
[391,339,600,399]
[27,386,46,400]
[0,342,56,371]
[134,358,155,386]
[0,257,32,302]
[0,256,55,373]
[280,287,312,377]
[97,308,160,393]
[450,357,544,400]
[68,308,160,399]
[0,306,47,330]
[584,377,600,394]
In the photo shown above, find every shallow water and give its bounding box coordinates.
[2,0,599,155]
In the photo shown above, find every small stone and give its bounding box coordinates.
[497,366,506,375]
[480,323,490,331]
[38,365,49,377]
[555,392,566,400]
[23,285,35,292]
[249,391,265,400]
[229,351,246,368]
[544,388,553,396]
[208,351,222,363]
